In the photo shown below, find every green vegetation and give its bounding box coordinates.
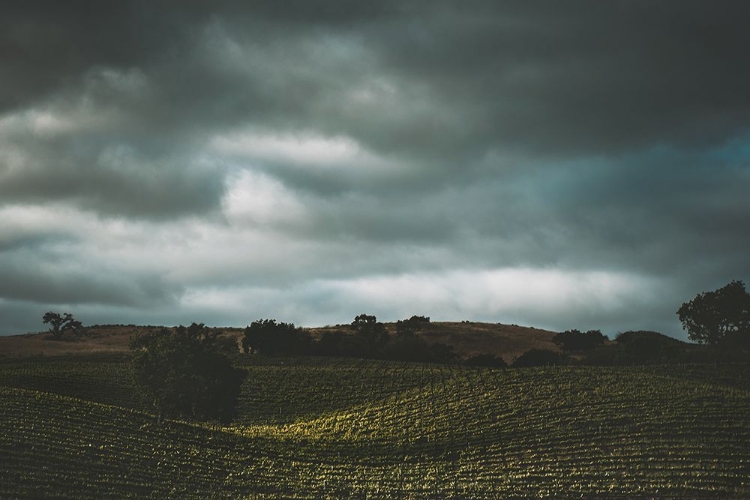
[553,329,606,351]
[0,354,142,409]
[237,314,458,364]
[130,324,246,424]
[2,355,750,498]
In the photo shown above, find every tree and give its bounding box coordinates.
[42,312,82,340]
[242,319,309,355]
[395,315,430,337]
[553,329,606,351]
[351,314,389,353]
[677,280,750,347]
[130,323,247,424]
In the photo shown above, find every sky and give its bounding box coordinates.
[2,1,750,338]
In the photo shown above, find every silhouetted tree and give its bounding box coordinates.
[130,323,247,424]
[351,314,389,355]
[677,280,750,347]
[395,315,430,337]
[42,312,82,340]
[242,319,310,355]
[553,329,606,351]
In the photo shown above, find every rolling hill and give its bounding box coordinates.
[1,354,749,498]
[0,321,558,363]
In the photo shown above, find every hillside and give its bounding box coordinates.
[1,356,749,498]
[0,321,557,363]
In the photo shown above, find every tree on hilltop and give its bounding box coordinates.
[395,315,430,337]
[352,314,389,347]
[677,280,750,348]
[42,312,82,340]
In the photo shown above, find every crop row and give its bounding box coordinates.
[0,358,143,410]
[2,359,750,498]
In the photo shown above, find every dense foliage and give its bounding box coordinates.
[241,314,457,364]
[241,319,310,355]
[395,315,431,337]
[130,324,246,423]
[553,329,606,351]
[677,280,750,347]
[512,348,564,367]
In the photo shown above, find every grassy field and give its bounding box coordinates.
[1,355,749,498]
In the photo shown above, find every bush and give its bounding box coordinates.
[553,329,606,351]
[464,353,508,368]
[513,349,564,368]
[242,320,312,356]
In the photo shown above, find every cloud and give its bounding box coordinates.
[150,267,672,337]
[2,2,749,339]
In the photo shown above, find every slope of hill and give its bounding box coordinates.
[0,325,148,358]
[0,321,557,362]
[2,357,749,498]
[416,321,558,361]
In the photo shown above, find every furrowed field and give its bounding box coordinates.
[1,355,749,498]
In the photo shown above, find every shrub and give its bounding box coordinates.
[553,329,606,351]
[513,349,564,368]
[464,353,508,368]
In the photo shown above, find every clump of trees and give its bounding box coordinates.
[242,319,311,355]
[130,323,246,424]
[350,314,390,356]
[241,314,457,364]
[42,312,82,340]
[395,315,431,337]
[553,329,606,351]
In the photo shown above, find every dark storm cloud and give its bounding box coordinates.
[0,263,176,308]
[0,241,181,307]
[0,133,224,219]
[370,1,750,156]
[7,1,750,154]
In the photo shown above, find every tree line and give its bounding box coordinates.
[241,314,458,363]
[41,279,749,425]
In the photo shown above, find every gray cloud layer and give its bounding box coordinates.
[2,2,749,337]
